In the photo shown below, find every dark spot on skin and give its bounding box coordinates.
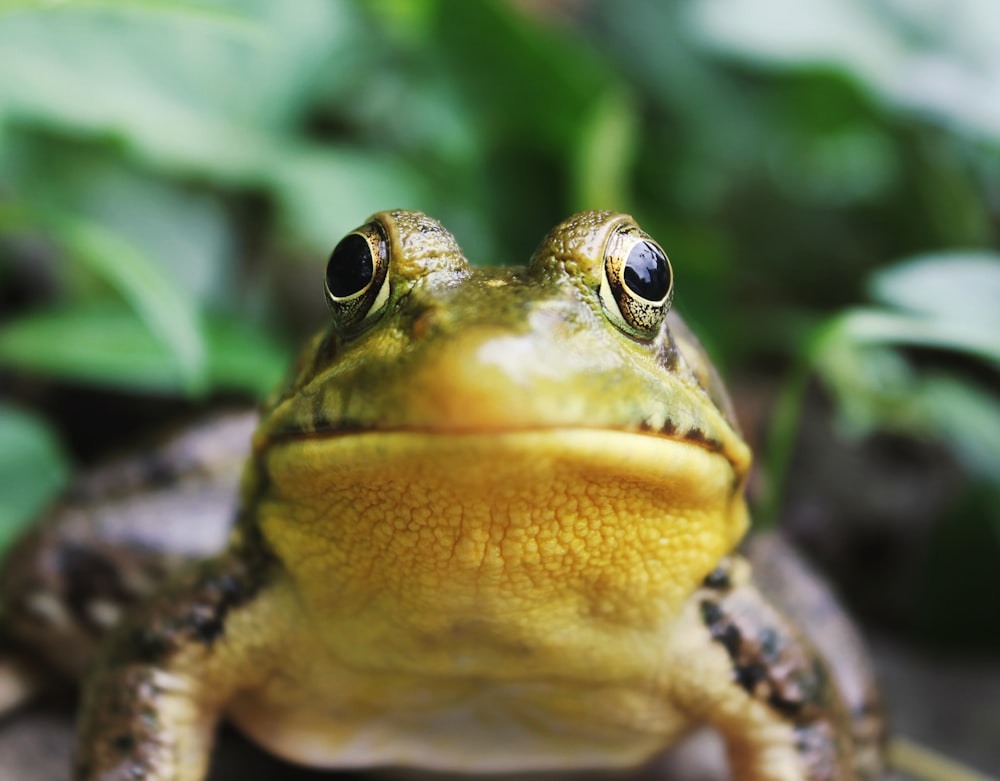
[296,332,342,390]
[655,336,680,372]
[684,427,722,452]
[238,464,273,530]
[111,553,271,662]
[704,599,778,698]
[736,663,767,693]
[112,734,136,753]
[703,566,731,590]
[126,627,170,665]
[701,599,742,660]
[700,589,834,725]
[718,624,743,661]
[216,574,244,601]
[758,627,781,662]
[57,544,133,631]
[310,390,329,434]
[639,417,676,437]
[700,599,723,627]
[185,564,265,647]
[801,660,828,705]
[191,613,225,645]
[793,723,848,781]
[770,691,805,718]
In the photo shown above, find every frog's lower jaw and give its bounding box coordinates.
[254,429,748,669]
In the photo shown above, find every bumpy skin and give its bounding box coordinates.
[0,211,885,781]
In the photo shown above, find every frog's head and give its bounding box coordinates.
[249,210,751,629]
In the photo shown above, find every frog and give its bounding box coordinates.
[0,210,885,781]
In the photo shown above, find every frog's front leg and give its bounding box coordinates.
[74,545,286,781]
[665,557,858,781]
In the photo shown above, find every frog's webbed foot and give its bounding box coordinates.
[665,552,881,781]
[73,549,279,781]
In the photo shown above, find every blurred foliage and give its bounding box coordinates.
[0,404,69,549]
[0,0,998,644]
[765,253,1000,528]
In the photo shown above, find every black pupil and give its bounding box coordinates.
[623,241,670,301]
[326,234,374,298]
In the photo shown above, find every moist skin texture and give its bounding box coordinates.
[0,210,885,781]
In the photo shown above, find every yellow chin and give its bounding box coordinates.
[256,429,747,643]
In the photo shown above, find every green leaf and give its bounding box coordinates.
[690,0,1000,140]
[0,0,353,178]
[918,374,1000,483]
[0,305,195,392]
[870,252,1000,330]
[0,304,289,398]
[0,404,69,550]
[272,147,427,250]
[49,214,208,394]
[835,308,1000,365]
[767,268,1000,524]
[436,0,617,153]
[0,0,260,34]
[572,88,638,212]
[203,315,291,399]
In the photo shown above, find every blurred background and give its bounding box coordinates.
[0,0,998,778]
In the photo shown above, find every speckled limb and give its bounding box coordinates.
[666,555,863,781]
[73,550,278,781]
[746,534,886,781]
[0,413,253,685]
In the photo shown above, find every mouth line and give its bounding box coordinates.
[266,421,730,459]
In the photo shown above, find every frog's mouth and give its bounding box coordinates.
[262,425,748,510]
[260,318,752,480]
[258,416,751,491]
[260,372,751,484]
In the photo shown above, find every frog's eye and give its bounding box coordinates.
[324,220,391,331]
[599,223,673,339]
